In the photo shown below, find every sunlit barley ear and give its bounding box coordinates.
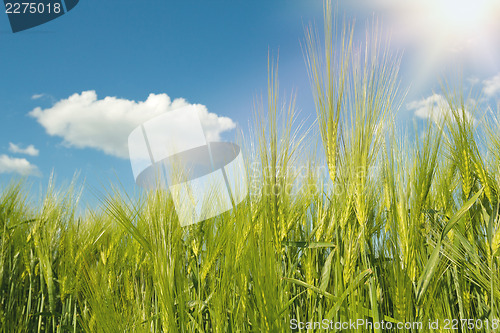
[303,0,354,184]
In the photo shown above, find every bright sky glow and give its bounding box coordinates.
[437,0,493,28]
[422,0,498,47]
[351,0,500,91]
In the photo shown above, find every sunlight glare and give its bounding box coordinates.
[432,0,494,35]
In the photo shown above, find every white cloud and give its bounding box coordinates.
[408,94,448,122]
[468,77,480,85]
[8,143,39,156]
[0,155,40,176]
[31,94,45,100]
[408,93,474,123]
[483,73,500,96]
[29,91,236,159]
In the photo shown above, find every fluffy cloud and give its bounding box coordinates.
[31,93,45,100]
[0,155,40,176]
[408,94,448,122]
[408,93,474,123]
[483,73,500,96]
[8,143,39,156]
[468,77,480,85]
[29,91,236,159]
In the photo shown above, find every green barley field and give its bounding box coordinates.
[1,2,500,332]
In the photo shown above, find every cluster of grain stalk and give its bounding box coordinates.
[1,1,500,332]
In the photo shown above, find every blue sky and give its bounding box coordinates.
[1,0,500,205]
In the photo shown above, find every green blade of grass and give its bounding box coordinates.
[416,188,483,303]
